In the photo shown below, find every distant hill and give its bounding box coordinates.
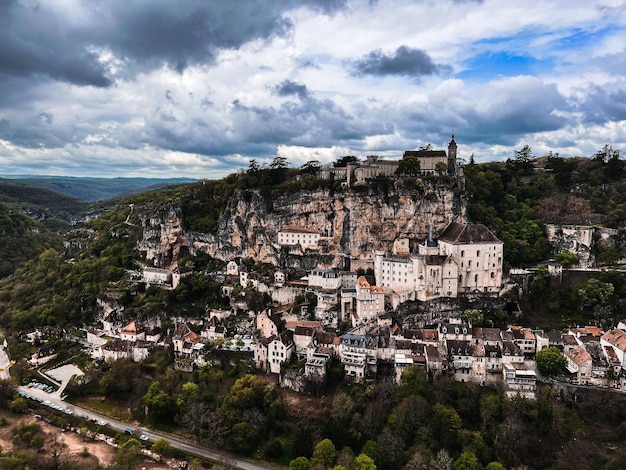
[0,176,196,202]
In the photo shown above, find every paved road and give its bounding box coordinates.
[18,385,281,470]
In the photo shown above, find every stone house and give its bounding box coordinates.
[447,339,473,382]
[565,347,593,384]
[268,330,295,374]
[120,321,146,342]
[503,363,537,399]
[99,339,132,362]
[29,347,57,366]
[353,276,384,327]
[601,328,626,371]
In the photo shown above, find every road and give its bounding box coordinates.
[18,385,281,470]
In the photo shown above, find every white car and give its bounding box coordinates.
[139,434,149,441]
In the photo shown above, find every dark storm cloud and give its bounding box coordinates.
[273,80,310,99]
[352,45,452,77]
[0,0,111,87]
[0,0,347,89]
[579,86,626,124]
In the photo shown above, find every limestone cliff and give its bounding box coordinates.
[137,181,466,269]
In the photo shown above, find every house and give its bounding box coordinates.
[508,326,536,357]
[565,347,593,384]
[340,331,377,382]
[484,344,503,384]
[501,341,524,364]
[145,327,162,343]
[308,268,342,290]
[293,326,317,358]
[201,317,227,341]
[226,260,240,276]
[425,345,447,376]
[601,328,626,371]
[439,322,472,342]
[120,321,146,342]
[172,323,200,357]
[257,310,283,338]
[437,222,504,295]
[305,352,330,385]
[240,270,260,289]
[268,330,295,374]
[142,267,172,287]
[254,336,274,373]
[172,266,192,289]
[353,276,384,327]
[132,340,153,362]
[316,330,340,356]
[100,339,132,362]
[472,327,502,346]
[503,363,537,399]
[394,351,427,383]
[29,347,57,366]
[86,329,108,348]
[277,226,321,248]
[447,340,473,382]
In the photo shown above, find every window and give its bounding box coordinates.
[474,274,478,282]
[477,250,480,256]
[461,250,465,257]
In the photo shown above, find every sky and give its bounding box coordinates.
[1,0,625,179]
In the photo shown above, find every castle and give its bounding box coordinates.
[317,134,459,185]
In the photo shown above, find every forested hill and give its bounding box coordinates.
[464,146,626,266]
[1,176,195,202]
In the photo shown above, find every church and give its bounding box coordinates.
[374,221,504,304]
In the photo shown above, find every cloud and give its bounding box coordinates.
[352,45,452,77]
[273,80,310,99]
[0,0,350,88]
[579,85,626,124]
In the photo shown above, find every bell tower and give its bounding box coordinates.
[447,133,457,174]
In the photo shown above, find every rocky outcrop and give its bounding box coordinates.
[137,181,466,269]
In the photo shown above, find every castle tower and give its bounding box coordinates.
[447,133,457,174]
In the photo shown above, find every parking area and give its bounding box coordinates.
[26,364,84,401]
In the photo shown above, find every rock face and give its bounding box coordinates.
[137,182,466,269]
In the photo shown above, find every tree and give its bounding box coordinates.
[485,462,506,470]
[508,144,534,175]
[536,346,567,375]
[361,440,382,468]
[335,156,360,167]
[397,155,421,176]
[151,438,173,457]
[432,449,453,470]
[353,453,377,470]
[289,456,312,470]
[177,381,200,409]
[436,161,449,176]
[115,438,143,470]
[311,438,338,469]
[142,381,175,424]
[301,160,322,175]
[555,250,578,268]
[462,309,484,327]
[454,451,483,470]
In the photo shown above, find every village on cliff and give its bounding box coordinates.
[21,137,626,400]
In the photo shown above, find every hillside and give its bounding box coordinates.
[1,176,195,202]
[2,154,626,469]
